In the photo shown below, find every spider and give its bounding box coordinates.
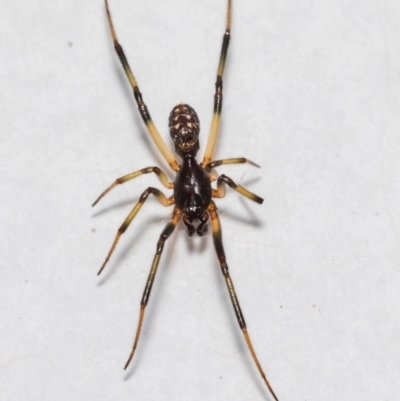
[93,1,279,400]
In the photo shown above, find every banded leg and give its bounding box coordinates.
[202,0,232,165]
[208,201,279,401]
[124,207,182,369]
[212,174,264,204]
[98,187,174,275]
[206,157,260,171]
[105,0,179,171]
[92,166,173,207]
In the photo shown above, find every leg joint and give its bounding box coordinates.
[142,166,158,174]
[138,104,151,123]
[220,261,229,277]
[219,174,236,189]
[156,222,175,254]
[139,187,158,202]
[156,241,164,255]
[133,87,143,102]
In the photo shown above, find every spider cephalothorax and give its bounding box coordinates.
[168,104,200,157]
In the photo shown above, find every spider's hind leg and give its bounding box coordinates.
[105,0,179,171]
[202,0,232,165]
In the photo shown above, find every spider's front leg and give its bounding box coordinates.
[124,207,182,369]
[208,201,279,401]
[96,187,174,275]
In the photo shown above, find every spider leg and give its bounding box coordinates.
[212,174,263,204]
[206,157,260,171]
[105,0,179,172]
[202,0,232,165]
[124,207,182,369]
[92,166,173,207]
[208,201,279,401]
[97,187,174,275]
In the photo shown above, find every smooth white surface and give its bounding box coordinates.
[1,1,400,400]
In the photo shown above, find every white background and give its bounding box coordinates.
[1,1,400,400]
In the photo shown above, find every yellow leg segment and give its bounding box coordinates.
[97,187,174,275]
[92,166,173,207]
[105,0,179,171]
[205,157,260,170]
[208,201,279,401]
[124,207,182,369]
[212,174,263,204]
[202,0,232,165]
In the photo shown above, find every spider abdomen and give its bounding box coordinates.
[174,157,212,221]
[169,104,200,157]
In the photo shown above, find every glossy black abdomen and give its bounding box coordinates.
[174,157,212,220]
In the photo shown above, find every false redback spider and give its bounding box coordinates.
[93,1,279,399]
